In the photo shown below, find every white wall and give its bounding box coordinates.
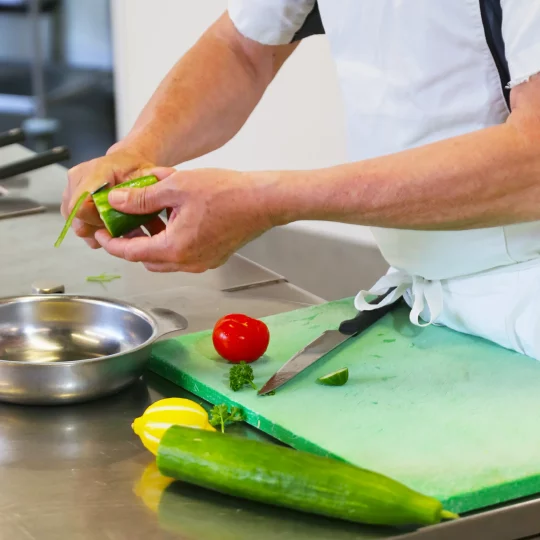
[111,0,347,172]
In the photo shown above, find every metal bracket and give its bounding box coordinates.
[221,277,289,293]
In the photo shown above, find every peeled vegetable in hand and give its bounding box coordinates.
[55,175,160,248]
[132,398,215,455]
[92,175,160,237]
[212,314,270,363]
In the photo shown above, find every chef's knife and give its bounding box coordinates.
[258,288,399,395]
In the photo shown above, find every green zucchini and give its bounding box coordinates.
[92,175,159,237]
[157,426,458,527]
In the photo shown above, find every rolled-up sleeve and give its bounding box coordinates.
[228,0,316,45]
[502,0,540,88]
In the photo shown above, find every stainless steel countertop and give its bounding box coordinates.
[1,146,539,540]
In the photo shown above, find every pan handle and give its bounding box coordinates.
[28,283,189,337]
[0,128,25,148]
[0,146,70,181]
[150,307,189,338]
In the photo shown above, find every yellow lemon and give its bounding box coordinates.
[132,397,215,455]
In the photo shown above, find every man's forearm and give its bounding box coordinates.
[265,121,540,231]
[112,12,296,166]
[261,74,540,231]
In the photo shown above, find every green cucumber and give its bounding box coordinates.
[157,426,458,527]
[92,175,159,237]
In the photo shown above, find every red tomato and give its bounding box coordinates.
[212,313,270,363]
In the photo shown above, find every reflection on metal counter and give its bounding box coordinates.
[134,461,381,540]
[0,381,151,470]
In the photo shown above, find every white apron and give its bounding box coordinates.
[356,259,540,360]
[228,0,540,358]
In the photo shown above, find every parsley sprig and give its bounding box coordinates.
[209,404,246,433]
[229,361,257,392]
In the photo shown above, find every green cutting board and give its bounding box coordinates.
[149,297,540,514]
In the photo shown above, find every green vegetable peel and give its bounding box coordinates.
[54,175,160,248]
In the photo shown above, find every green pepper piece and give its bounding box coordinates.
[86,273,122,283]
[92,175,160,238]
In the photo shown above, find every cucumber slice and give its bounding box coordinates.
[317,367,349,386]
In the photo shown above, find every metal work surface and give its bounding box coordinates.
[0,145,286,296]
[1,147,540,539]
[3,372,540,540]
[0,208,286,297]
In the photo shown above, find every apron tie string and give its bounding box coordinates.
[354,270,443,327]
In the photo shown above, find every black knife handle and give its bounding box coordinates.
[0,146,70,181]
[339,288,399,336]
[0,128,25,148]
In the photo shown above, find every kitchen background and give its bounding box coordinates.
[0,0,388,299]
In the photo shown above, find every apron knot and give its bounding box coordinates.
[354,270,443,327]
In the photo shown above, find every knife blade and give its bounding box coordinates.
[257,288,399,395]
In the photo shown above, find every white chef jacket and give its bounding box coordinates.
[228,0,540,359]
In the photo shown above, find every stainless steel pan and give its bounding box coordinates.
[0,293,188,405]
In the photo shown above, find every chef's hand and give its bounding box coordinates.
[61,147,158,249]
[95,168,274,272]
